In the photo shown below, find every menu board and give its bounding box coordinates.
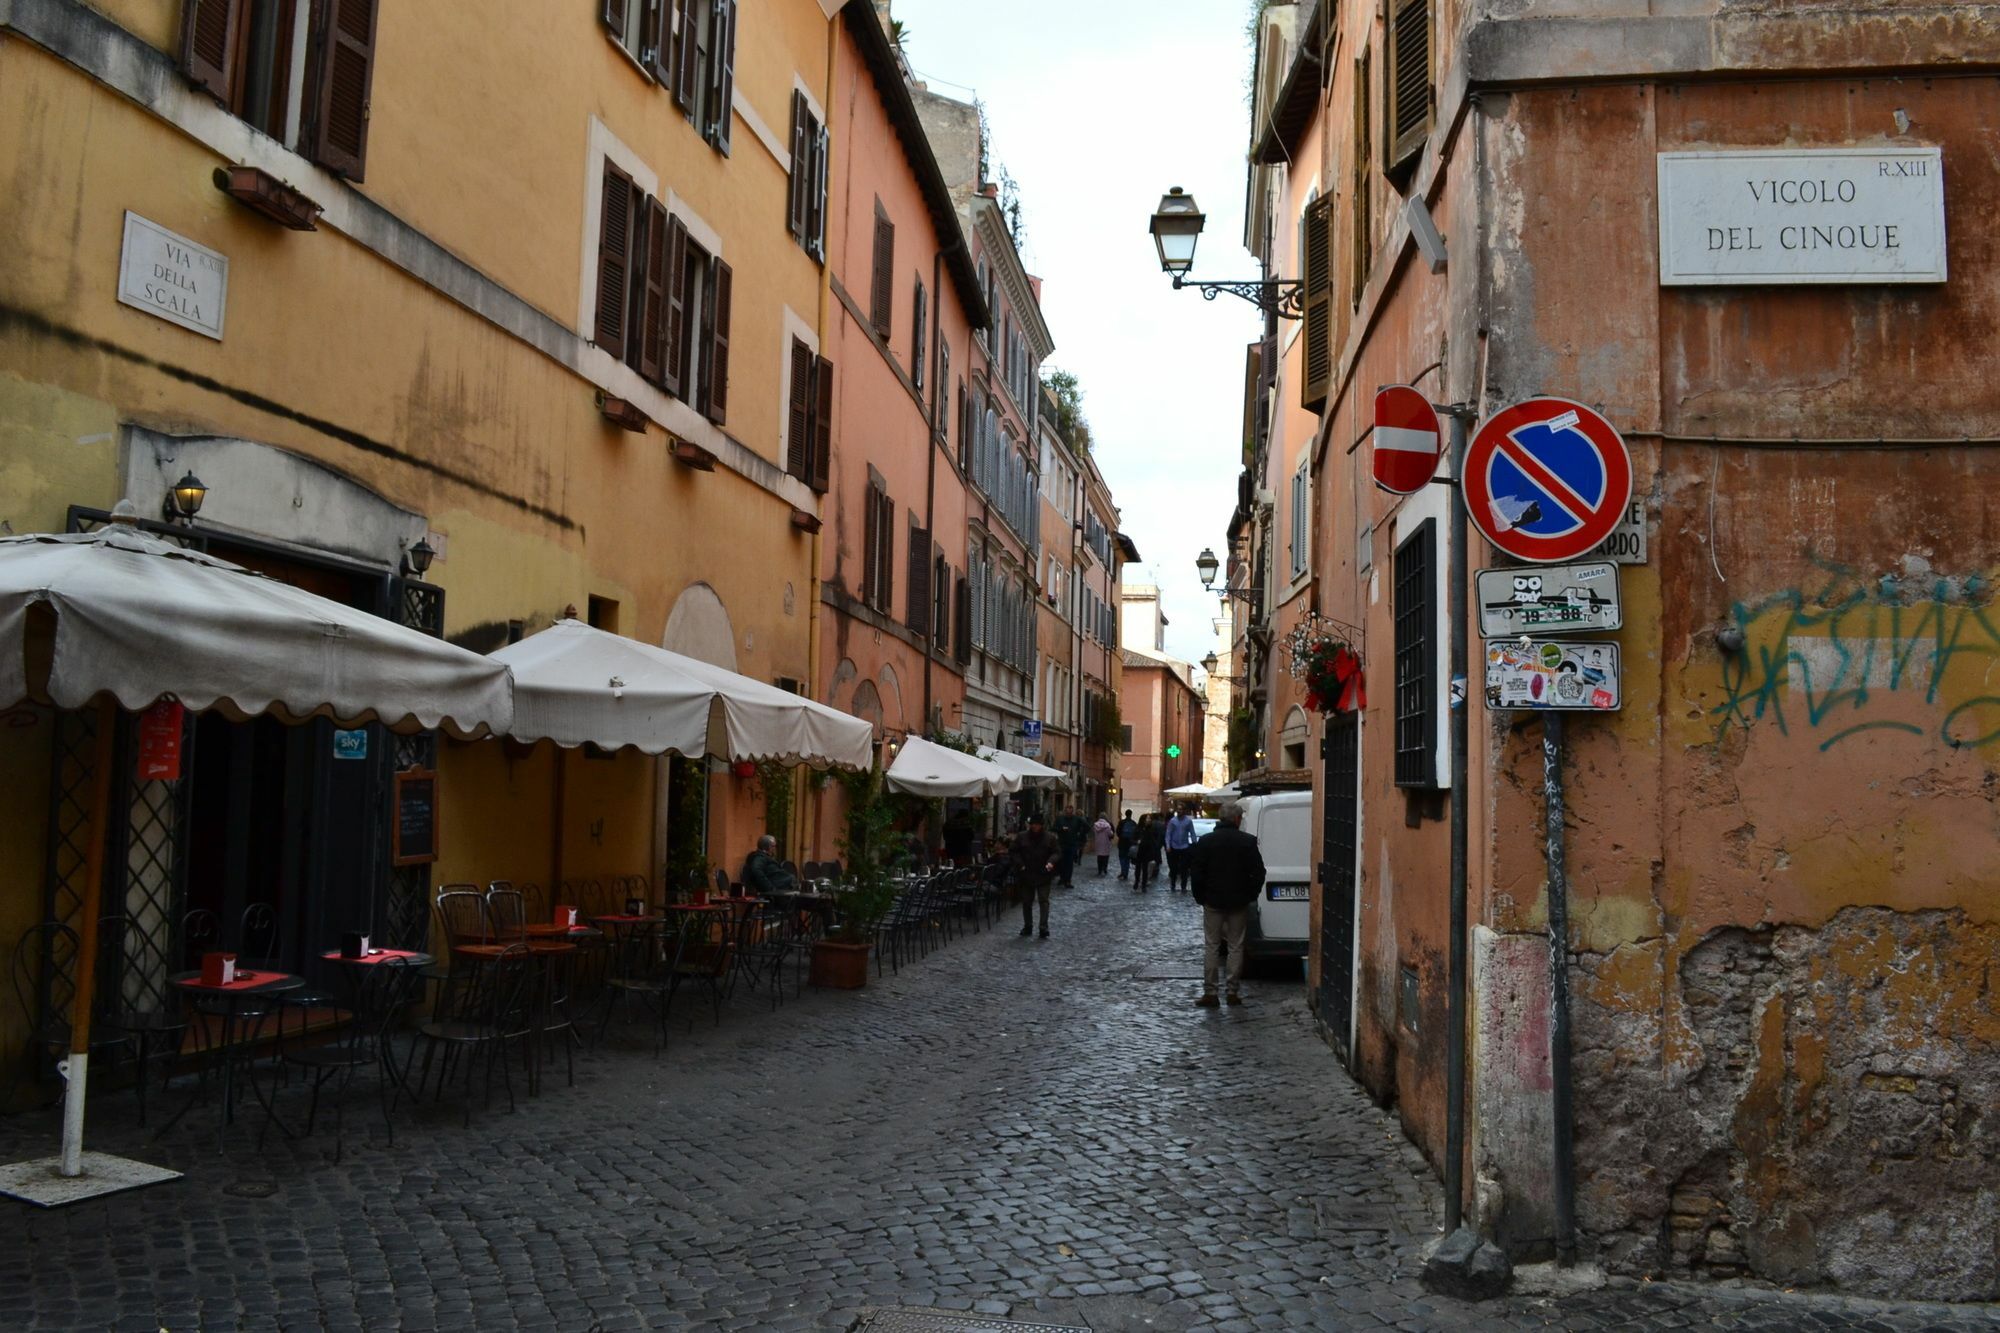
[393,768,439,866]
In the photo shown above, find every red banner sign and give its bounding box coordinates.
[136,701,185,781]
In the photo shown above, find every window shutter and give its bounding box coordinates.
[661,215,688,398]
[787,93,809,239]
[862,491,880,606]
[809,124,830,258]
[934,549,949,641]
[1351,53,1374,309]
[310,0,379,181]
[1386,0,1432,171]
[671,0,697,113]
[935,342,950,439]
[707,0,736,153]
[911,282,927,389]
[877,492,896,612]
[906,517,930,632]
[594,162,634,360]
[603,0,627,36]
[954,572,971,663]
[1301,192,1334,412]
[811,356,834,492]
[787,339,812,480]
[870,214,894,336]
[637,198,668,382]
[642,0,672,80]
[179,0,241,102]
[705,258,731,423]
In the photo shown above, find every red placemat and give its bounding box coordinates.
[177,969,284,992]
[590,913,657,924]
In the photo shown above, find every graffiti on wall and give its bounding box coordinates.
[1708,558,2000,751]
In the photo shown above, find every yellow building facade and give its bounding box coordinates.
[0,0,849,1082]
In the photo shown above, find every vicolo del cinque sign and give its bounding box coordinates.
[1656,147,1946,286]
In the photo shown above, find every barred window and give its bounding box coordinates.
[1393,518,1437,788]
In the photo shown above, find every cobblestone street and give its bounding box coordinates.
[2,871,1995,1332]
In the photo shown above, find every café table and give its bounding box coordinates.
[162,968,305,1150]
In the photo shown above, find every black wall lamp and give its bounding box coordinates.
[163,471,208,523]
[404,536,436,580]
[1149,187,1304,320]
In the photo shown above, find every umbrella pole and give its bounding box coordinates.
[60,697,118,1177]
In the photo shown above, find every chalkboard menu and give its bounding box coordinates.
[393,768,439,866]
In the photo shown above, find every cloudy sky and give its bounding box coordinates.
[891,0,1264,668]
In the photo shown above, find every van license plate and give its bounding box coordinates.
[1268,884,1310,901]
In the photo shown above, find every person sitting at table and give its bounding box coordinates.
[741,835,798,897]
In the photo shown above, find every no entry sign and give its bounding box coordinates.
[1464,398,1632,564]
[1372,386,1442,495]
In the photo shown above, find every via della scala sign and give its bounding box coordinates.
[1657,148,1946,286]
[118,212,229,340]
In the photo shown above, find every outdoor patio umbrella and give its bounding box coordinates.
[488,618,872,768]
[885,736,1019,797]
[1164,782,1213,797]
[0,526,514,1198]
[976,745,1072,789]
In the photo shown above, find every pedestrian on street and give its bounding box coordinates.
[1116,809,1138,881]
[1133,814,1165,891]
[1091,814,1115,876]
[1165,805,1198,891]
[1188,802,1265,1007]
[1009,812,1062,939]
[1053,807,1089,888]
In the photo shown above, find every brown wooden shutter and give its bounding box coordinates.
[787,92,809,239]
[787,339,813,480]
[180,0,242,102]
[811,356,834,493]
[953,570,971,662]
[935,341,950,439]
[643,0,672,81]
[912,512,932,628]
[1386,0,1432,171]
[595,162,634,360]
[637,198,668,382]
[877,492,896,611]
[311,0,379,181]
[602,0,627,37]
[661,215,688,398]
[870,214,894,337]
[911,282,927,389]
[1300,192,1335,413]
[1351,52,1373,310]
[808,125,830,259]
[707,0,736,153]
[671,0,697,113]
[706,258,731,424]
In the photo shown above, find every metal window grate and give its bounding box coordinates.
[1394,518,1436,788]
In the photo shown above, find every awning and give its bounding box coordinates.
[885,736,1018,797]
[976,745,1072,789]
[489,618,873,769]
[1164,782,1213,797]
[0,527,512,738]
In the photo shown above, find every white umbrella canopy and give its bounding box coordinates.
[976,745,1072,789]
[886,735,1019,797]
[0,527,512,737]
[489,619,873,769]
[1164,782,1213,797]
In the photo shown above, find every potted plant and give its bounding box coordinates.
[1286,612,1365,715]
[809,767,902,988]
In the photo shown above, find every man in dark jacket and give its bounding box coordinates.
[1052,809,1089,888]
[742,835,798,897]
[1187,803,1265,1006]
[1008,812,1063,939]
[1116,810,1138,881]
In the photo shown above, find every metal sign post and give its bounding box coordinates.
[1544,713,1577,1264]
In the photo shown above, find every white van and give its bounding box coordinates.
[1237,791,1312,960]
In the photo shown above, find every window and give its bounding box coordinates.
[785,339,832,491]
[586,595,620,633]
[906,513,931,633]
[1394,519,1437,788]
[595,161,734,421]
[953,570,972,664]
[1300,191,1334,411]
[1121,724,1134,751]
[862,481,895,612]
[935,342,950,440]
[911,280,928,390]
[787,92,828,260]
[1351,52,1374,310]
[180,0,377,179]
[671,0,737,153]
[602,0,662,72]
[1385,0,1433,173]
[933,551,950,643]
[870,208,895,337]
[1289,460,1310,579]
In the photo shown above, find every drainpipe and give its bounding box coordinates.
[924,237,964,732]
[1443,405,1471,1235]
[800,17,838,858]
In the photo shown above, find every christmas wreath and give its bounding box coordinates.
[1285,613,1366,714]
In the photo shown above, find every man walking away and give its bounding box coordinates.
[1134,814,1165,892]
[1188,802,1264,1007]
[1053,808,1089,888]
[1009,812,1062,939]
[1116,809,1138,881]
[1165,805,1198,891]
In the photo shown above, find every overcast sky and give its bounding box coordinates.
[892,0,1263,670]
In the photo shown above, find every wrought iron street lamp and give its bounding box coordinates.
[164,471,208,523]
[1149,187,1304,320]
[1196,546,1262,604]
[404,536,436,580]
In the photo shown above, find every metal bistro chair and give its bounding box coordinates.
[712,867,733,901]
[727,901,793,1009]
[669,908,732,1026]
[436,887,494,950]
[597,916,680,1055]
[401,942,534,1125]
[94,914,184,1126]
[265,956,418,1161]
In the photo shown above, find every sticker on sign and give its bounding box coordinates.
[1485,640,1621,712]
[1476,562,1622,637]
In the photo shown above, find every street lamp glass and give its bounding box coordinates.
[168,471,208,521]
[1201,652,1219,675]
[1194,546,1220,588]
[1149,187,1205,276]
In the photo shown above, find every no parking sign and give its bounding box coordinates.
[1464,399,1632,564]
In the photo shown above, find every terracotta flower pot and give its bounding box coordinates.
[809,938,872,989]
